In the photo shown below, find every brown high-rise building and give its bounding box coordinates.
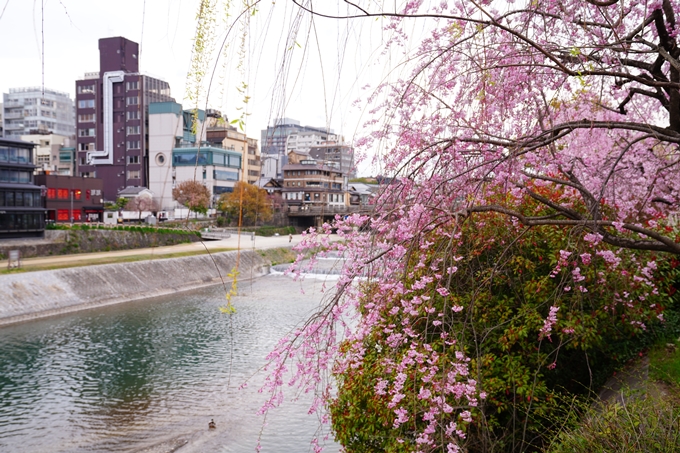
[75,37,174,202]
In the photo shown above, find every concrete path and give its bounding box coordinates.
[0,233,308,270]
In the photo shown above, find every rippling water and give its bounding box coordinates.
[0,274,341,453]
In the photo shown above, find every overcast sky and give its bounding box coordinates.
[1,1,397,140]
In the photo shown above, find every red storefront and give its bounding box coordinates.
[35,174,105,223]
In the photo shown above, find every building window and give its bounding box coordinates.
[72,189,82,200]
[127,140,140,150]
[72,210,82,221]
[214,170,239,181]
[126,125,140,135]
[127,170,140,180]
[77,85,95,94]
[126,96,139,105]
[78,114,95,123]
[0,147,30,164]
[128,155,139,164]
[79,143,94,151]
[79,128,95,137]
[57,188,69,199]
[0,169,31,183]
[126,110,140,120]
[126,81,139,90]
[47,188,56,199]
[78,99,95,109]
[57,209,69,221]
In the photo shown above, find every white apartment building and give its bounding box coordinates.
[3,87,75,139]
[286,131,329,154]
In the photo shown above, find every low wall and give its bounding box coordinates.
[0,250,268,326]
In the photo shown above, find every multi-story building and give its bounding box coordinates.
[281,159,347,207]
[205,111,261,185]
[286,131,328,154]
[148,101,242,210]
[2,87,75,140]
[260,118,332,178]
[0,138,46,238]
[246,138,261,185]
[75,36,174,202]
[20,133,75,175]
[34,174,104,223]
[309,143,355,177]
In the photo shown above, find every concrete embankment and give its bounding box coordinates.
[0,250,269,327]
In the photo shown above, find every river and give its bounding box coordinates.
[0,272,342,453]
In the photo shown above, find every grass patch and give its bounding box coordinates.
[1,248,237,273]
[233,225,296,236]
[258,247,297,266]
[547,393,680,453]
[2,247,296,274]
[649,340,680,389]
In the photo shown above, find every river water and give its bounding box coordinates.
[0,272,342,453]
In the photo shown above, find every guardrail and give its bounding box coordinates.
[286,205,371,216]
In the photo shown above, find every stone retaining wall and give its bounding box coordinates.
[0,250,268,326]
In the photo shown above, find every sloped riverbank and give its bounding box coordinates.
[0,249,272,326]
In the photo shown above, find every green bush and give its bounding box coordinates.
[329,212,680,452]
[254,225,296,236]
[43,222,201,238]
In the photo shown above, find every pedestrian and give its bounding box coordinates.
[289,233,292,243]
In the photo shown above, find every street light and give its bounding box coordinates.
[70,179,73,225]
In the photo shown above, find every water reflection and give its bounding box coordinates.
[0,275,340,452]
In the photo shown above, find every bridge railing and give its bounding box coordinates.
[286,204,372,216]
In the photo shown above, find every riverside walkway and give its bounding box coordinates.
[0,233,310,271]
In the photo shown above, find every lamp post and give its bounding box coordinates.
[70,179,74,225]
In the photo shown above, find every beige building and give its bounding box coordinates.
[205,112,261,186]
[246,137,261,185]
[21,133,76,175]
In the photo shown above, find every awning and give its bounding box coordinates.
[82,206,104,212]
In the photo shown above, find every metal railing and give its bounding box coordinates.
[286,204,371,216]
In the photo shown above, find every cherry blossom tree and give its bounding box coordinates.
[127,196,159,222]
[172,180,211,219]
[251,0,680,451]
